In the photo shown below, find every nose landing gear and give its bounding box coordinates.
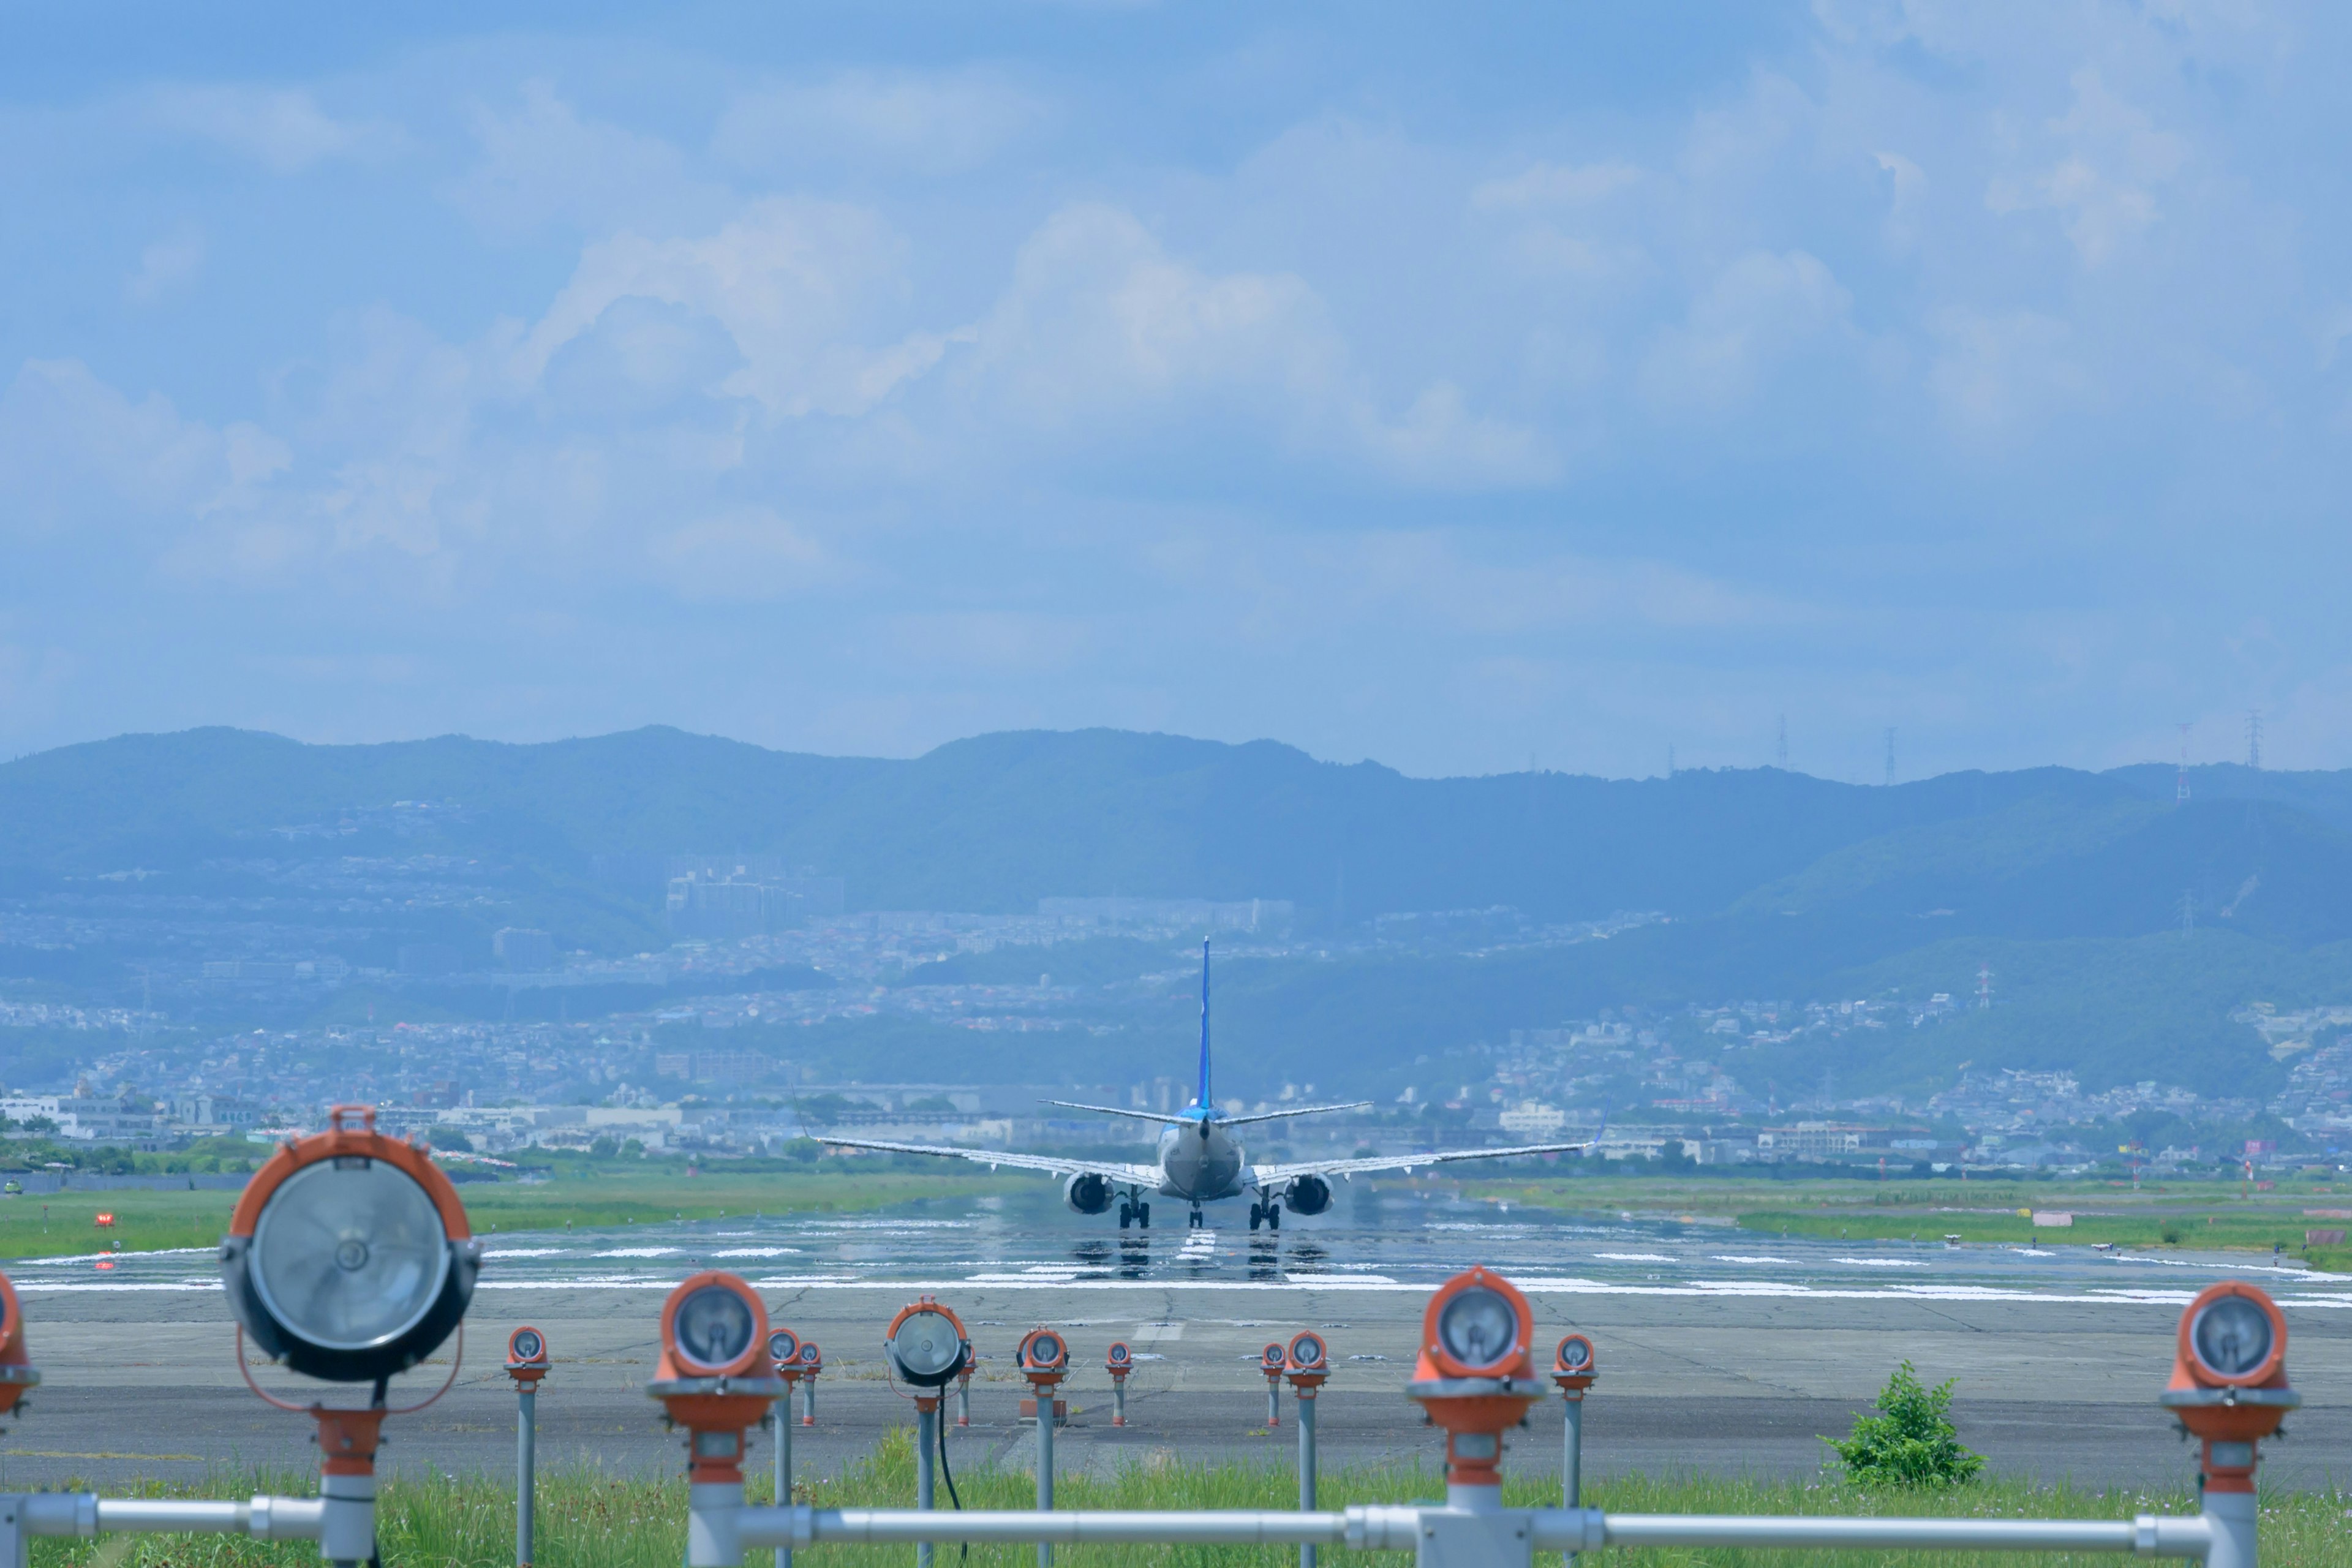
[1188,1204,1205,1229]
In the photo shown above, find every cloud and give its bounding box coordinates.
[712,68,1048,176]
[964,203,1551,486]
[1470,160,1643,211]
[126,225,205,304]
[1637,250,1853,413]
[1926,307,2089,433]
[447,80,730,239]
[0,360,284,536]
[646,508,843,601]
[142,85,399,174]
[1986,69,2188,266]
[514,197,958,418]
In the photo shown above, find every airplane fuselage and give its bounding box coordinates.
[1153,1110,1246,1202]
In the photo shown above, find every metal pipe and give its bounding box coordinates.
[916,1406,937,1568]
[1561,1397,1582,1512]
[1296,1394,1318,1568]
[1111,1381,1125,1428]
[517,1385,537,1567]
[93,1501,246,1533]
[1034,1392,1055,1568]
[773,1409,794,1568]
[2203,1493,2253,1568]
[956,1376,971,1428]
[1265,1378,1280,1428]
[801,1376,816,1427]
[740,1507,1352,1548]
[1544,1510,2214,1557]
[720,1504,2217,1559]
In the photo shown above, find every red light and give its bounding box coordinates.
[94,1213,116,1227]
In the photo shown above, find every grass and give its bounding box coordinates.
[23,1430,2352,1568]
[0,1169,1019,1261]
[1462,1173,2352,1271]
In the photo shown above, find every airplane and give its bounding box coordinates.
[817,938,1596,1231]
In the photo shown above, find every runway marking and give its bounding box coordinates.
[6,1450,205,1461]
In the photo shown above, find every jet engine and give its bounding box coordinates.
[1281,1174,1333,1216]
[1063,1172,1115,1215]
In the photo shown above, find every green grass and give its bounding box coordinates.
[24,1430,2352,1568]
[0,1170,1019,1261]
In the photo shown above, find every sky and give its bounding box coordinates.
[2,1,2349,783]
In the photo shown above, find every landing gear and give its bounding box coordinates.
[1188,1204,1204,1229]
[1249,1199,1283,1232]
[1117,1197,1152,1229]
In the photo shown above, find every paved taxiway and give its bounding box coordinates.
[10,1270,2347,1492]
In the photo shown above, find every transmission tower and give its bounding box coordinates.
[1883,727,1896,786]
[2176,723,2192,804]
[1776,714,1788,769]
[2246,709,2262,770]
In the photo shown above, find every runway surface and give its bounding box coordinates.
[6,1186,2347,1492]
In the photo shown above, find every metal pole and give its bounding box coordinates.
[915,1405,937,1568]
[802,1377,816,1427]
[1034,1392,1055,1568]
[956,1374,971,1428]
[1266,1377,1280,1428]
[1562,1396,1583,1510]
[516,1386,537,1567]
[2204,1491,2255,1568]
[772,1408,795,1568]
[1112,1380,1126,1428]
[1296,1393,1317,1568]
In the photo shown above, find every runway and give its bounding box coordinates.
[6,1186,2346,1492]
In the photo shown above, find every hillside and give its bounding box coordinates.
[0,725,2346,1099]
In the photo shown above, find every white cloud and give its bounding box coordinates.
[1638,251,1853,414]
[647,508,843,601]
[447,80,729,239]
[712,68,1047,176]
[514,197,958,418]
[1986,69,2188,266]
[1470,160,1643,211]
[965,203,1551,486]
[0,360,281,534]
[126,225,205,304]
[142,85,399,174]
[1926,307,2089,433]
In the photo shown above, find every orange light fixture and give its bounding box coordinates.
[1407,1266,1542,1493]
[2158,1281,2296,1494]
[1551,1333,1597,1396]
[647,1272,783,1485]
[0,1268,39,1418]
[507,1325,551,1389]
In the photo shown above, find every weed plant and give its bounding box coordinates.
[24,1428,2352,1568]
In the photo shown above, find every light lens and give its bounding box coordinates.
[1559,1336,1590,1370]
[513,1329,544,1362]
[2192,1296,2273,1379]
[674,1284,756,1370]
[1030,1332,1063,1366]
[799,1343,820,1365]
[1293,1335,1324,1367]
[891,1311,963,1379]
[1108,1344,1130,1365]
[769,1329,799,1365]
[250,1158,451,1352]
[1437,1286,1517,1370]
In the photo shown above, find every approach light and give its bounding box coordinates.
[1408,1267,1541,1498]
[2160,1281,2296,1499]
[1105,1340,1134,1427]
[648,1273,783,1490]
[1552,1333,1597,1395]
[1261,1341,1288,1376]
[507,1325,550,1388]
[222,1104,481,1383]
[1018,1329,1069,1379]
[768,1329,800,1372]
[1286,1330,1330,1398]
[0,1268,39,1417]
[884,1298,970,1389]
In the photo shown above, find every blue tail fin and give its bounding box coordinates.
[1196,937,1212,1110]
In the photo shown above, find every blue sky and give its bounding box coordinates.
[3,1,2348,781]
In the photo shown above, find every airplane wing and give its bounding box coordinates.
[1042,1100,1178,1126]
[1219,1101,1373,1127]
[818,1134,1161,1185]
[1248,1139,1593,1185]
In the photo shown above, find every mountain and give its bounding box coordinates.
[1,725,2346,1097]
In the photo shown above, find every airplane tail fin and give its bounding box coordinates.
[1196,937,1212,1109]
